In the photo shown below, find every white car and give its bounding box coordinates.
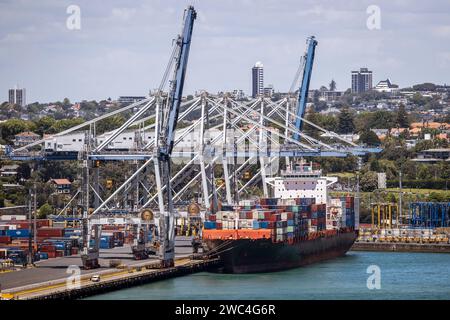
[90,274,101,282]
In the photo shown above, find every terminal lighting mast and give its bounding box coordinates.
[155,5,196,268]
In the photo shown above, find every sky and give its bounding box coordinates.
[1,0,450,103]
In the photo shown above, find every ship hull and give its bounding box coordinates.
[204,231,357,273]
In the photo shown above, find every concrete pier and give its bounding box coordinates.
[0,236,220,300]
[352,242,450,253]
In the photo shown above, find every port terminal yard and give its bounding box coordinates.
[0,237,219,300]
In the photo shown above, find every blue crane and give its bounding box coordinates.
[293,36,317,141]
[157,5,196,267]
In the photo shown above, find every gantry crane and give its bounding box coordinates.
[81,5,197,269]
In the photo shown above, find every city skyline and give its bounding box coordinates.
[1,0,450,103]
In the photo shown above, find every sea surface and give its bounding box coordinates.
[86,251,450,300]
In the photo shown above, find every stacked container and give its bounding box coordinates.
[204,197,331,243]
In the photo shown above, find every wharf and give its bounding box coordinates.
[351,242,450,253]
[0,237,220,300]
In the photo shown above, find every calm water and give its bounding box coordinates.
[86,251,450,300]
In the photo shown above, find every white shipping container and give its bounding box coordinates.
[1,215,27,221]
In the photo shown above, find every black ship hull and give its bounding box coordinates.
[204,230,357,273]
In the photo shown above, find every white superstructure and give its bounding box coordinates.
[267,161,337,204]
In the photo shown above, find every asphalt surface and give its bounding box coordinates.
[0,237,195,290]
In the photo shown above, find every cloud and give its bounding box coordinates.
[1,0,450,102]
[432,25,450,38]
[111,8,137,21]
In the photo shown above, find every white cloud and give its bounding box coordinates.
[432,25,450,38]
[111,8,137,21]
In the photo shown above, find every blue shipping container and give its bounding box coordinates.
[39,252,49,259]
[259,221,269,229]
[6,229,30,238]
[203,221,216,229]
[252,221,260,229]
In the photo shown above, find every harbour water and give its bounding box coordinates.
[86,251,450,300]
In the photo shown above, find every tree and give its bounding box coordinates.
[50,118,84,133]
[38,203,54,218]
[96,115,125,134]
[303,107,320,139]
[359,130,381,146]
[35,116,56,135]
[360,171,378,192]
[17,163,31,181]
[396,104,409,128]
[412,82,436,92]
[329,79,336,91]
[337,107,355,134]
[0,119,35,143]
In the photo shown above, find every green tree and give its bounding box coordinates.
[50,118,84,133]
[35,116,56,135]
[396,104,409,128]
[0,119,35,142]
[96,115,125,134]
[38,203,54,218]
[412,82,436,91]
[428,192,445,202]
[337,107,355,134]
[360,171,378,192]
[359,130,381,146]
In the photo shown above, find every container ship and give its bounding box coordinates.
[202,162,358,273]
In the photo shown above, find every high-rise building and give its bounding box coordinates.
[8,86,26,107]
[263,84,274,97]
[351,68,372,93]
[252,61,264,98]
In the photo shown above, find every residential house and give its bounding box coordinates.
[14,131,40,147]
[412,148,450,164]
[49,178,72,194]
[0,164,19,178]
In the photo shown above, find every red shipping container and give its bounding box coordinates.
[245,212,253,219]
[71,247,79,255]
[269,214,281,222]
[37,228,64,238]
[55,250,64,257]
[285,212,294,220]
[215,222,223,230]
[47,251,56,258]
[0,236,11,244]
[208,215,216,222]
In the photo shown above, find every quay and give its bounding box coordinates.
[0,237,220,300]
[352,242,450,253]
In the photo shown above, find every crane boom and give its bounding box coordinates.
[293,36,317,141]
[157,5,196,267]
[161,6,197,158]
